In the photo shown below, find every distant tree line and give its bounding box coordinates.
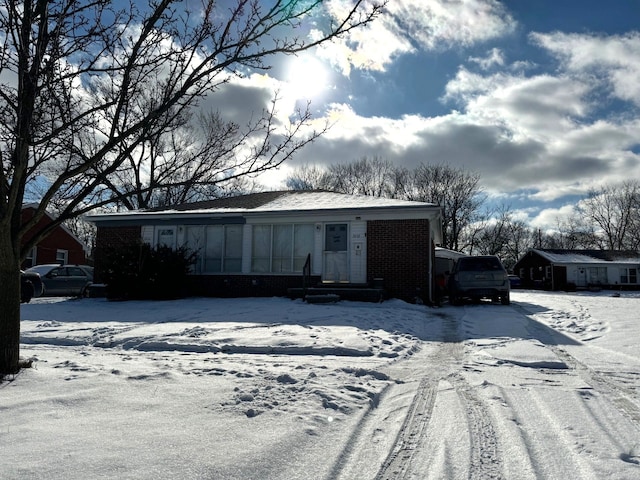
[285,158,640,271]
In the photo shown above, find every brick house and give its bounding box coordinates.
[21,204,88,269]
[87,191,443,303]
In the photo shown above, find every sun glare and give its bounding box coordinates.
[285,55,330,100]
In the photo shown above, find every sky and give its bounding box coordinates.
[5,291,640,478]
[204,0,640,231]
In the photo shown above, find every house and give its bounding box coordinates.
[513,248,640,291]
[21,204,88,269]
[87,191,443,303]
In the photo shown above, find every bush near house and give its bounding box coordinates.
[101,243,197,300]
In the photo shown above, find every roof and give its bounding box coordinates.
[88,190,440,220]
[530,248,640,265]
[435,247,467,260]
[22,204,88,252]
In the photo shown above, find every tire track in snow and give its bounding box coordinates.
[374,310,505,480]
[513,303,640,430]
[374,379,438,480]
[449,373,505,480]
[550,347,640,429]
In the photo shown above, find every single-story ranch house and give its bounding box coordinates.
[88,191,443,303]
[513,248,640,291]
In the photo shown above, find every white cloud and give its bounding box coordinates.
[531,31,640,106]
[529,204,578,231]
[320,0,516,74]
[469,48,505,70]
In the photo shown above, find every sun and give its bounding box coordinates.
[285,55,330,100]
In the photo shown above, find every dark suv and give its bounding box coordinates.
[448,255,510,305]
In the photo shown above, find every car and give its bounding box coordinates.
[448,255,510,305]
[25,264,94,297]
[508,274,522,289]
[20,270,44,303]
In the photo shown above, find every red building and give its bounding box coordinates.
[21,205,88,269]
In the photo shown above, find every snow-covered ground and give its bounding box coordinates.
[3,291,640,479]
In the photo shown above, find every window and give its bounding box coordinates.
[251,224,314,273]
[325,224,347,251]
[183,225,242,273]
[620,267,638,284]
[24,247,37,268]
[56,249,68,264]
[588,267,607,285]
[157,227,176,248]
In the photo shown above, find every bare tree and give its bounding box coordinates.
[285,164,333,191]
[100,98,322,210]
[408,164,484,251]
[0,0,385,374]
[578,180,640,250]
[286,157,411,198]
[539,216,600,250]
[286,159,485,250]
[328,156,400,197]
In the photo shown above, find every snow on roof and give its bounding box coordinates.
[249,191,435,212]
[88,191,439,220]
[533,249,640,264]
[435,247,467,260]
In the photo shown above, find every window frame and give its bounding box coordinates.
[620,267,638,284]
[55,249,68,265]
[183,225,243,274]
[251,223,314,274]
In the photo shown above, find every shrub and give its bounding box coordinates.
[101,242,197,300]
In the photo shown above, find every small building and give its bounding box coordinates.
[435,247,467,277]
[21,204,88,269]
[87,191,443,303]
[513,248,640,291]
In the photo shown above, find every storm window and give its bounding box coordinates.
[620,267,638,284]
[251,224,314,273]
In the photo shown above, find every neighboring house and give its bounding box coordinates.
[87,191,443,303]
[513,248,640,291]
[21,204,88,269]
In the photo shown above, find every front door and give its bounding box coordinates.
[576,267,587,287]
[323,224,349,283]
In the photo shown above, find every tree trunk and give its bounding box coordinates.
[0,233,21,375]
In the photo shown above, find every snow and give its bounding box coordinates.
[3,291,640,479]
[250,191,435,211]
[86,191,437,221]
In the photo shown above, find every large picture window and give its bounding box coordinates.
[183,225,242,273]
[587,267,607,285]
[251,224,314,273]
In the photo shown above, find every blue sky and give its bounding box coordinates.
[207,0,640,230]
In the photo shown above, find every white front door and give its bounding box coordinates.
[350,221,367,284]
[323,223,349,282]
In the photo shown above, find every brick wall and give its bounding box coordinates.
[367,219,431,302]
[186,274,320,298]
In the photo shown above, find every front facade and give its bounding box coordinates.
[89,191,442,303]
[513,249,640,291]
[21,205,88,269]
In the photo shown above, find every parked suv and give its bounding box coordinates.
[448,255,510,305]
